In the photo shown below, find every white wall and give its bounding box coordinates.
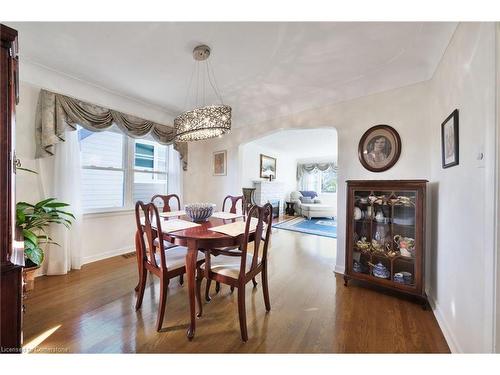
[16,61,175,267]
[183,23,498,353]
[496,22,500,355]
[427,23,497,353]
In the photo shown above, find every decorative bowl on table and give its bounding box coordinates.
[184,203,216,222]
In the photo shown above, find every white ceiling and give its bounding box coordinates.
[246,128,338,160]
[9,22,456,127]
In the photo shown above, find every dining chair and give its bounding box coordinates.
[205,195,259,301]
[151,193,181,213]
[196,203,272,342]
[222,194,244,215]
[151,193,185,285]
[135,201,204,332]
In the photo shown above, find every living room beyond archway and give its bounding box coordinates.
[238,128,338,239]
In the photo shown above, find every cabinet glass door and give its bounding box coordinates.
[352,189,417,287]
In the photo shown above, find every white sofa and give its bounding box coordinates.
[289,191,336,220]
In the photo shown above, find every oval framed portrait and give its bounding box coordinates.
[358,125,401,172]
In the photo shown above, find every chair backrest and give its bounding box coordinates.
[242,188,255,215]
[151,194,181,213]
[222,195,244,214]
[239,203,273,278]
[135,201,167,271]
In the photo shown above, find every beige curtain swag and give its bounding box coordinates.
[35,89,188,170]
[296,162,337,180]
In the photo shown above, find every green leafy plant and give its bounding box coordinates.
[16,198,75,266]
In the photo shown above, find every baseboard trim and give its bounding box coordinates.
[427,294,462,353]
[334,265,345,275]
[82,246,134,265]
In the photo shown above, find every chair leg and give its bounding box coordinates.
[237,284,248,342]
[196,273,203,318]
[215,281,221,293]
[156,277,168,332]
[135,267,147,311]
[205,279,212,302]
[262,266,271,312]
[134,231,143,292]
[252,277,258,288]
[179,274,184,286]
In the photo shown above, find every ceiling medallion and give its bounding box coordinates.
[174,45,231,142]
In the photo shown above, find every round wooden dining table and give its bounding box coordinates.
[135,215,251,340]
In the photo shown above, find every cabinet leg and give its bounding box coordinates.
[420,297,429,310]
[343,275,350,287]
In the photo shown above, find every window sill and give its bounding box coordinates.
[83,207,135,219]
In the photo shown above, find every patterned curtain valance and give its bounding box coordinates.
[35,89,188,170]
[296,162,337,180]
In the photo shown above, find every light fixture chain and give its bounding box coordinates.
[183,60,196,111]
[195,62,200,108]
[203,60,207,107]
[207,59,224,104]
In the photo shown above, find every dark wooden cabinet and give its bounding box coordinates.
[1,24,22,353]
[344,180,427,304]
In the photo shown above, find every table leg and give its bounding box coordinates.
[186,239,198,340]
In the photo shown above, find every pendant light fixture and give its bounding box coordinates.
[174,45,231,142]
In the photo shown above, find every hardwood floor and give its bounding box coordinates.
[23,227,449,353]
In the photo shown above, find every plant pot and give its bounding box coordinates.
[22,260,40,294]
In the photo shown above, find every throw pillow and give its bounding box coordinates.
[299,190,318,199]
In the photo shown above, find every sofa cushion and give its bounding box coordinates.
[299,196,313,204]
[299,190,318,199]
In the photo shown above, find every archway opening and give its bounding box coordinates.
[238,127,338,253]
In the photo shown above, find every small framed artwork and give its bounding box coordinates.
[260,154,277,179]
[358,125,402,172]
[441,109,459,168]
[213,150,227,176]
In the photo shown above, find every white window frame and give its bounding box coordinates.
[80,129,169,215]
[302,169,337,195]
[132,139,168,184]
[319,169,337,194]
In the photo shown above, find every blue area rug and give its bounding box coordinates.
[272,217,337,238]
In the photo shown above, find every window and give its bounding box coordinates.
[133,139,168,205]
[301,168,337,193]
[80,128,125,211]
[320,168,337,193]
[78,127,169,212]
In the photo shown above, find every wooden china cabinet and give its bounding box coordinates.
[1,24,22,353]
[344,180,428,305]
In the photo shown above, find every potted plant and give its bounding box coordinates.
[16,198,75,291]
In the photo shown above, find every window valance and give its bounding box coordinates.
[296,162,337,180]
[35,89,188,170]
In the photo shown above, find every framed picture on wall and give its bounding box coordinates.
[260,154,277,179]
[441,109,459,168]
[358,124,401,172]
[213,150,227,176]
